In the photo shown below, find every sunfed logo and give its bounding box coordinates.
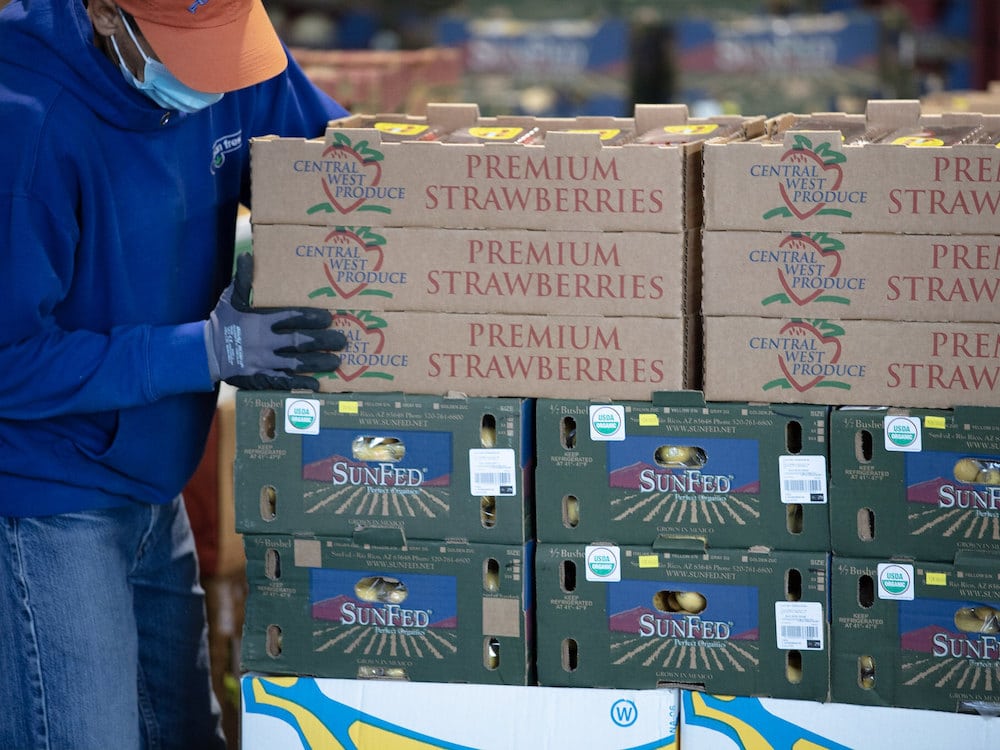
[752,232,865,308]
[637,614,732,640]
[339,602,431,629]
[298,227,404,302]
[301,133,403,218]
[750,319,866,394]
[323,311,407,384]
[756,134,868,222]
[330,461,426,488]
[638,469,732,494]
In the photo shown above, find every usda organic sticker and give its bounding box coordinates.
[284,398,321,435]
[884,415,921,452]
[589,405,626,442]
[877,562,914,600]
[584,545,621,582]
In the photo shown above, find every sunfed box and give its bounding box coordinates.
[704,100,1000,234]
[312,310,691,400]
[702,230,1000,323]
[703,316,1000,408]
[534,395,830,551]
[679,691,1000,749]
[829,405,1000,561]
[830,555,1000,713]
[535,543,830,699]
[250,103,763,233]
[250,224,698,318]
[234,390,533,544]
[241,533,533,685]
[242,676,680,750]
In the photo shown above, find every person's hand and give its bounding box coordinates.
[205,253,345,390]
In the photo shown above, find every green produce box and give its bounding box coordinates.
[534,395,830,550]
[241,532,534,685]
[235,390,534,544]
[831,555,1000,713]
[829,405,1000,561]
[535,542,829,700]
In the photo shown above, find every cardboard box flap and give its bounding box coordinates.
[651,390,709,408]
[651,536,708,554]
[634,103,690,132]
[425,101,483,130]
[351,527,407,548]
[865,98,922,129]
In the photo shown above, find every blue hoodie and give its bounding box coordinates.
[0,0,349,516]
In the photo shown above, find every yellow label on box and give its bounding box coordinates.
[638,554,659,568]
[638,414,660,427]
[926,572,947,586]
[924,416,947,429]
[338,401,360,414]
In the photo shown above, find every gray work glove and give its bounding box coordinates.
[205,253,345,390]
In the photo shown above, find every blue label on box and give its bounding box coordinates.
[607,580,759,641]
[606,436,761,494]
[302,428,453,488]
[310,569,458,629]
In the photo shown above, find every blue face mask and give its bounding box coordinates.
[110,10,224,113]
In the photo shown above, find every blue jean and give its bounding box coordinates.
[0,498,226,750]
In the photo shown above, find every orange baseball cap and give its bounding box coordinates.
[117,0,288,93]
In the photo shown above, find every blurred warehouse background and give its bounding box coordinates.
[268,0,1000,118]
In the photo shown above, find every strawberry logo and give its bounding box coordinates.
[323,311,394,383]
[762,233,849,308]
[762,319,851,394]
[306,133,390,217]
[309,227,388,301]
[763,135,852,222]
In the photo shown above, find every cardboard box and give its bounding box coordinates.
[534,543,830,699]
[702,230,1000,323]
[250,103,762,233]
[680,691,1000,749]
[829,405,1000,561]
[703,316,1000,408]
[533,395,830,551]
[242,676,679,750]
[250,224,698,318]
[234,390,534,544]
[830,555,1000,713]
[241,534,534,685]
[311,310,691,400]
[703,100,1000,234]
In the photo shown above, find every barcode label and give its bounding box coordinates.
[469,449,517,496]
[775,601,824,650]
[778,455,828,504]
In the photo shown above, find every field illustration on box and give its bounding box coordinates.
[902,451,1000,546]
[605,436,761,530]
[606,580,760,676]
[304,227,393,302]
[762,135,858,222]
[759,232,852,308]
[301,428,452,519]
[309,569,458,663]
[894,597,1000,694]
[306,133,395,218]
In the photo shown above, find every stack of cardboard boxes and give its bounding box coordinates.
[700,98,1000,716]
[233,98,1000,747]
[236,103,763,748]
